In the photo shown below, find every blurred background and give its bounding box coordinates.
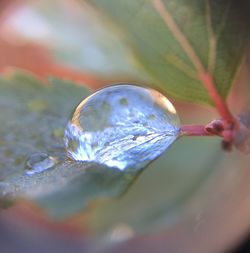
[0,0,250,253]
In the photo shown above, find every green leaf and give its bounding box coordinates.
[0,72,141,218]
[86,0,249,105]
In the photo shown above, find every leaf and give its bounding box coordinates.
[0,72,141,218]
[86,0,249,105]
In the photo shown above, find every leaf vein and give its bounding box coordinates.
[149,0,205,74]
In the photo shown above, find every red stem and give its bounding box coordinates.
[180,124,215,136]
[199,72,236,124]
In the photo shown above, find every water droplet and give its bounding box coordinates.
[25,152,57,175]
[108,223,135,243]
[64,84,180,170]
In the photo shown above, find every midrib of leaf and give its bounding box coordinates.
[150,0,206,75]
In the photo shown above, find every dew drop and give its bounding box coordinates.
[25,152,57,175]
[64,84,180,170]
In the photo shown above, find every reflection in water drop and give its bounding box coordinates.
[25,152,57,175]
[64,84,180,170]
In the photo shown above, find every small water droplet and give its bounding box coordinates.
[108,223,135,243]
[64,84,180,170]
[25,152,57,175]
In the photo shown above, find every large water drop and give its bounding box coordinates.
[64,84,180,170]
